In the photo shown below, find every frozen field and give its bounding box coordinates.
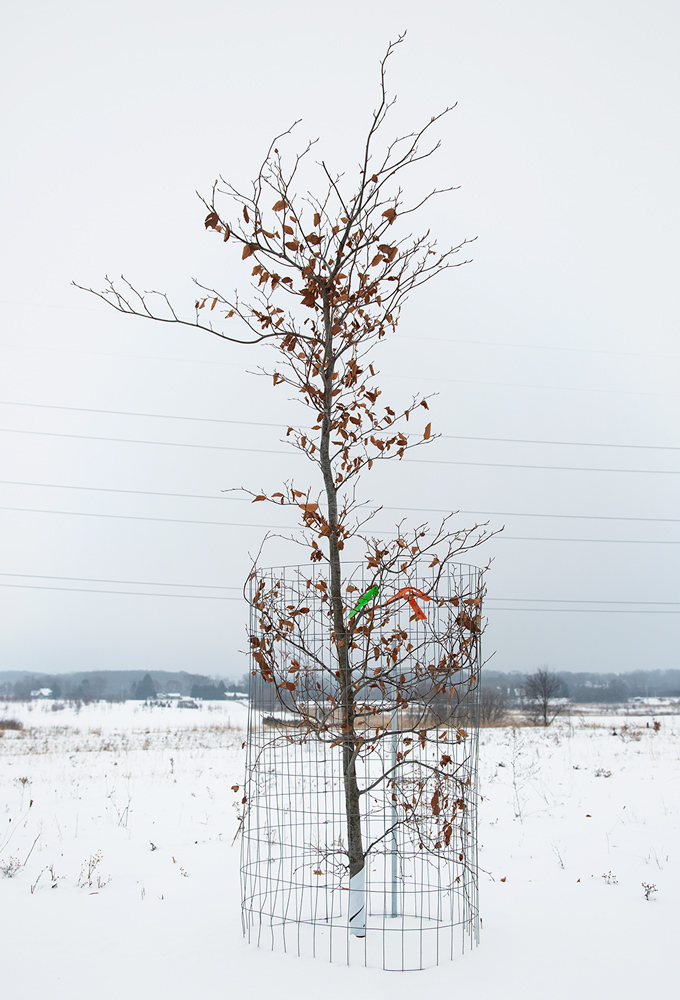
[0,699,677,999]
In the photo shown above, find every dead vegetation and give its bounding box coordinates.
[0,718,24,732]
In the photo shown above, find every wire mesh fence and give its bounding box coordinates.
[241,559,483,970]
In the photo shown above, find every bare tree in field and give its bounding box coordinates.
[76,35,496,938]
[479,685,508,726]
[523,667,564,726]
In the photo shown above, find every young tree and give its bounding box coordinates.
[523,667,564,726]
[76,35,494,938]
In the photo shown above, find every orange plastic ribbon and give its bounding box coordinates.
[386,587,431,620]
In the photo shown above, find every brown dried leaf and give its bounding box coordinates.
[381,208,397,224]
[204,211,220,230]
[424,422,431,440]
[272,200,286,212]
[242,244,256,260]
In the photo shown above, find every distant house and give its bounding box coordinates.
[154,692,196,707]
[30,688,52,698]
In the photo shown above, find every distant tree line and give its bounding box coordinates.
[3,667,678,707]
[0,670,250,701]
[482,668,680,706]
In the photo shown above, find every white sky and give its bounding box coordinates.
[1,0,678,678]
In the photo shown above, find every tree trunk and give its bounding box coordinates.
[319,310,365,937]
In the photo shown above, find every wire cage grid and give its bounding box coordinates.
[240,559,483,971]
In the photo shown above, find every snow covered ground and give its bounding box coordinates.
[1,699,677,999]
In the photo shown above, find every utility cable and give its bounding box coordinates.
[1,427,678,474]
[0,480,677,525]
[1,342,678,396]
[0,582,239,600]
[0,400,677,452]
[0,505,678,544]
[1,580,679,611]
[1,303,678,359]
[1,572,677,605]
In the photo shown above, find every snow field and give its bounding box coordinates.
[0,700,677,999]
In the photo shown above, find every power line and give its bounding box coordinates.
[1,400,677,452]
[1,572,677,605]
[496,536,680,545]
[486,608,680,615]
[0,505,283,528]
[0,582,238,600]
[406,456,680,475]
[441,434,680,452]
[384,504,680,525]
[1,504,679,544]
[1,341,678,397]
[385,371,680,398]
[0,572,238,590]
[484,597,680,606]
[0,400,282,431]
[2,427,678,474]
[1,581,678,611]
[2,303,678,359]
[1,480,677,525]
[0,427,285,456]
[0,339,246,368]
[391,333,680,362]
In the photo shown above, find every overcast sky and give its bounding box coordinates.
[1,0,678,679]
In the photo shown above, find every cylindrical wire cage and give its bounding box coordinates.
[241,559,483,971]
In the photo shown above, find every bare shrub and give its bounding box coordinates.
[78,850,109,889]
[0,718,23,731]
[0,856,22,877]
[642,881,658,900]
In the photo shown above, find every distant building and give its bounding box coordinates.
[30,688,52,698]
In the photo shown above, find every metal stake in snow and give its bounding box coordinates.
[349,866,366,937]
[390,705,399,918]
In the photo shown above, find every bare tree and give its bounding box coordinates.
[75,35,496,938]
[523,667,564,726]
[479,685,508,726]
